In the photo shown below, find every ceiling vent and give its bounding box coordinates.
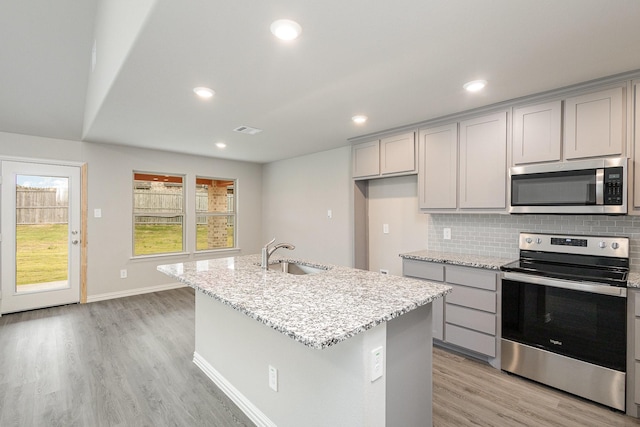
[233,125,263,135]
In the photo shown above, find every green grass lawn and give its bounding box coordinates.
[16,224,235,285]
[16,224,68,285]
[135,224,234,255]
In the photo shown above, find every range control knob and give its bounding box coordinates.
[525,237,533,244]
[612,242,620,250]
[598,241,607,249]
[536,238,542,244]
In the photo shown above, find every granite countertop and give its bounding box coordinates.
[628,272,640,288]
[399,249,513,271]
[157,254,451,350]
[400,249,640,289]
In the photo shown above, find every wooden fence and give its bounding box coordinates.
[134,191,233,225]
[16,188,68,224]
[17,189,233,225]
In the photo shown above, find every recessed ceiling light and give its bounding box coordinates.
[463,80,487,92]
[216,142,227,149]
[270,19,302,41]
[193,87,215,98]
[352,115,368,124]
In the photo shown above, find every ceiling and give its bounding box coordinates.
[2,1,640,164]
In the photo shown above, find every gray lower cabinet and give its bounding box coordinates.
[402,258,500,366]
[627,289,640,417]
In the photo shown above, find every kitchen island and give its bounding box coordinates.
[158,254,450,427]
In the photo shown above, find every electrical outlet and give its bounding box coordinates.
[371,346,383,382]
[120,269,127,279]
[268,365,278,391]
[94,208,102,218]
[380,269,389,275]
[443,228,451,240]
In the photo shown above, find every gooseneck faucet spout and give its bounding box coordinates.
[261,238,296,269]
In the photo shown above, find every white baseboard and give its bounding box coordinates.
[193,351,276,427]
[86,282,187,303]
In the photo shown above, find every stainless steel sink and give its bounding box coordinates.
[267,261,327,275]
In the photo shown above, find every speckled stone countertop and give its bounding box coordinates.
[400,250,640,289]
[628,272,640,288]
[157,254,451,350]
[399,249,513,271]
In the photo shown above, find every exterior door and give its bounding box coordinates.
[1,161,81,314]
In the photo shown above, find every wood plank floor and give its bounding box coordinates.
[0,287,253,427]
[433,347,640,427]
[1,287,639,426]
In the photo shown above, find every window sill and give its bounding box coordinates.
[194,248,242,257]
[131,252,190,261]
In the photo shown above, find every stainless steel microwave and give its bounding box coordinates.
[509,157,627,214]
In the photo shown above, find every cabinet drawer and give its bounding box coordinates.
[402,259,444,282]
[446,266,497,291]
[446,304,496,335]
[445,323,496,357]
[447,284,496,313]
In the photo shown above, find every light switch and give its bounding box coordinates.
[383,224,389,234]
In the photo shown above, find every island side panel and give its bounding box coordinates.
[386,303,433,427]
[194,291,387,427]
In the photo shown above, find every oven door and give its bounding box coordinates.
[502,273,626,372]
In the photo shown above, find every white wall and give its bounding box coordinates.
[0,131,83,162]
[368,175,428,276]
[262,146,353,267]
[0,133,264,299]
[83,0,157,135]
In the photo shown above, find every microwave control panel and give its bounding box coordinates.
[604,167,624,205]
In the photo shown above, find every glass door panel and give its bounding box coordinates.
[15,175,70,293]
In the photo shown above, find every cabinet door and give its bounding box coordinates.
[352,140,380,178]
[380,132,416,176]
[513,101,562,165]
[418,123,458,209]
[634,83,640,210]
[459,112,507,209]
[564,86,624,159]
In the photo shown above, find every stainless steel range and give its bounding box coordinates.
[501,232,629,411]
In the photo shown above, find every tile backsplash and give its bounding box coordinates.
[427,214,640,271]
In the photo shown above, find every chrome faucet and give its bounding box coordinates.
[261,238,295,269]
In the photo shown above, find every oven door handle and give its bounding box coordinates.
[502,272,627,297]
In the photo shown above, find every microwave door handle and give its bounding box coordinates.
[596,168,604,205]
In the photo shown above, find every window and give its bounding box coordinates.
[133,172,184,256]
[196,177,236,251]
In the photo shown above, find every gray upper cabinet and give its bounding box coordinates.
[418,123,458,209]
[459,112,507,210]
[564,86,625,160]
[380,132,416,175]
[352,140,380,178]
[352,132,416,179]
[512,101,562,165]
